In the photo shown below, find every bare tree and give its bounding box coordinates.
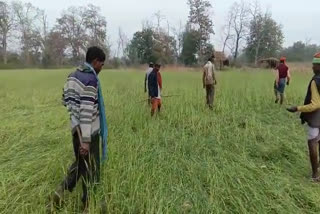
[154,10,165,33]
[248,0,264,65]
[0,1,16,64]
[221,12,234,54]
[55,6,87,64]
[116,27,128,58]
[229,1,249,61]
[84,4,108,49]
[171,20,184,58]
[187,0,214,63]
[12,1,42,65]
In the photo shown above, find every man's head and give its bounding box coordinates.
[313,53,320,75]
[86,46,106,74]
[149,62,154,68]
[280,56,286,64]
[208,54,215,62]
[154,63,161,72]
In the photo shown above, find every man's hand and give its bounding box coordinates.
[287,81,290,86]
[214,80,217,85]
[80,142,90,156]
[286,106,298,113]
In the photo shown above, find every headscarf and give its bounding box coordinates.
[313,53,320,64]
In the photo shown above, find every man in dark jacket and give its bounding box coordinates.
[148,64,162,117]
[287,53,320,182]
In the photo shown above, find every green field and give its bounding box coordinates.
[1,68,320,213]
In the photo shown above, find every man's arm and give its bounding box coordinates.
[212,64,217,85]
[202,68,206,88]
[144,73,147,92]
[79,81,98,144]
[157,72,162,90]
[297,81,320,113]
[287,69,291,85]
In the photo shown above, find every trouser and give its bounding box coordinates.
[206,84,215,107]
[62,131,100,204]
[151,98,161,115]
[274,79,286,104]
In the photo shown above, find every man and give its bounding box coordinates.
[144,62,154,104]
[148,63,162,117]
[274,57,291,105]
[203,56,217,110]
[48,47,107,212]
[287,53,320,182]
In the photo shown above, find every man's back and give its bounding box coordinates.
[148,70,159,98]
[203,61,215,85]
[277,63,289,79]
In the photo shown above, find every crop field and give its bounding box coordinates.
[1,68,320,213]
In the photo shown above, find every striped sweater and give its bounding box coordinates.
[62,68,100,143]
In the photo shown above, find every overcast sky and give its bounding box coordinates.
[11,0,320,53]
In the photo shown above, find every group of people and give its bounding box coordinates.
[46,46,320,213]
[144,55,218,115]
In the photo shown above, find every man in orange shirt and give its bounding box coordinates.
[287,53,320,181]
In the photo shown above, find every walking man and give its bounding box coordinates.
[274,57,291,104]
[48,46,108,212]
[287,53,320,182]
[203,56,217,110]
[144,62,154,104]
[148,63,162,117]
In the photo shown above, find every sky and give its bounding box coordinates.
[10,0,320,54]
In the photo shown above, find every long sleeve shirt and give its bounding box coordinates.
[298,80,320,113]
[203,61,216,86]
[62,70,100,143]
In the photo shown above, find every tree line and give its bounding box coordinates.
[0,0,318,69]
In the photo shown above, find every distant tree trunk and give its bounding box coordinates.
[234,37,240,60]
[254,39,261,66]
[2,33,7,64]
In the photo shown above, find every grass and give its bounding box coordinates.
[1,68,320,213]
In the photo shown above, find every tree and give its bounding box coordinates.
[55,7,87,64]
[180,27,200,66]
[171,21,185,60]
[83,4,109,54]
[0,1,16,64]
[127,28,154,64]
[228,1,250,61]
[42,30,67,67]
[221,13,234,54]
[126,27,176,65]
[12,1,43,65]
[281,41,320,62]
[55,5,109,64]
[187,0,214,63]
[245,13,283,63]
[153,30,176,64]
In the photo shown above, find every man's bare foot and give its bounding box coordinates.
[311,173,320,182]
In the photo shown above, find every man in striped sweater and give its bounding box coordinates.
[48,47,105,211]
